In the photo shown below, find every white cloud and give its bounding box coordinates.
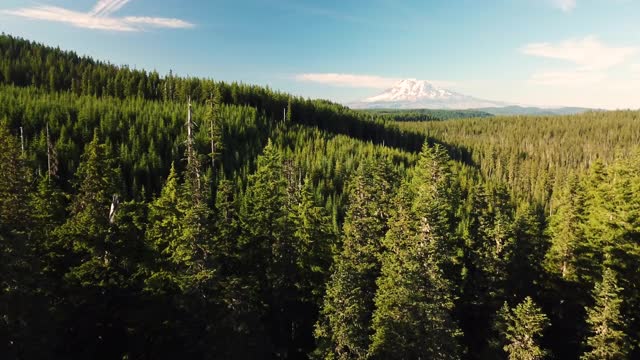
[124,17,195,29]
[551,0,577,12]
[528,70,606,86]
[91,0,132,17]
[1,1,194,32]
[3,6,137,31]
[522,36,637,70]
[295,73,456,89]
[522,36,639,100]
[296,73,400,89]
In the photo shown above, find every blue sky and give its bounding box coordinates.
[2,0,640,109]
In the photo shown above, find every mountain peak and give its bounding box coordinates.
[363,79,456,104]
[350,78,505,110]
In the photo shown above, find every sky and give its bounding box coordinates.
[2,0,640,109]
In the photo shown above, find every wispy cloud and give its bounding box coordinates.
[551,0,577,12]
[91,0,132,17]
[296,73,400,89]
[295,73,456,89]
[528,70,606,86]
[522,36,637,87]
[123,16,195,29]
[522,36,637,70]
[1,0,194,32]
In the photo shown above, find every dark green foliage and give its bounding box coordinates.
[401,112,640,208]
[582,267,629,360]
[460,183,518,359]
[314,159,397,360]
[545,174,589,282]
[362,108,494,121]
[496,297,549,360]
[293,177,337,306]
[369,144,463,359]
[3,34,640,360]
[0,121,44,358]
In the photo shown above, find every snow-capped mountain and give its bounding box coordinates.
[349,79,506,110]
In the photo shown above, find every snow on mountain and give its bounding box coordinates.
[349,79,506,110]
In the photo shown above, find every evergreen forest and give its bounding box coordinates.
[1,34,640,360]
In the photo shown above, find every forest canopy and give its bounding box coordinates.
[1,34,640,360]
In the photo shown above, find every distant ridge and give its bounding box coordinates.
[349,79,594,116]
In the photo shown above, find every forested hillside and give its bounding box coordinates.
[359,108,494,122]
[1,34,640,360]
[401,113,640,208]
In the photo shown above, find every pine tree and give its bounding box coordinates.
[212,178,269,358]
[293,177,336,306]
[497,297,549,360]
[29,175,67,281]
[60,131,121,272]
[0,122,31,234]
[0,121,36,358]
[146,162,181,263]
[174,168,215,289]
[461,183,516,358]
[286,97,293,123]
[545,174,587,282]
[411,143,461,276]
[145,162,222,358]
[508,202,546,300]
[241,139,299,357]
[53,132,146,359]
[213,178,242,273]
[148,157,216,291]
[314,158,396,360]
[582,268,629,359]
[370,181,462,359]
[206,87,224,173]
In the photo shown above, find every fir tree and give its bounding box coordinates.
[461,183,516,358]
[30,176,67,236]
[293,177,336,306]
[53,132,147,359]
[213,178,242,273]
[497,297,549,360]
[411,143,461,277]
[0,121,36,358]
[582,268,629,359]
[242,139,299,357]
[206,87,224,173]
[0,121,31,233]
[213,178,269,359]
[314,158,396,360]
[545,174,587,282]
[59,131,121,273]
[370,181,462,359]
[508,203,547,300]
[286,97,293,123]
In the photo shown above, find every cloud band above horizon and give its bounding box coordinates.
[295,73,457,90]
[2,0,194,32]
[295,73,400,89]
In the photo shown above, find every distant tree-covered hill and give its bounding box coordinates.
[358,108,494,121]
[477,105,596,116]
